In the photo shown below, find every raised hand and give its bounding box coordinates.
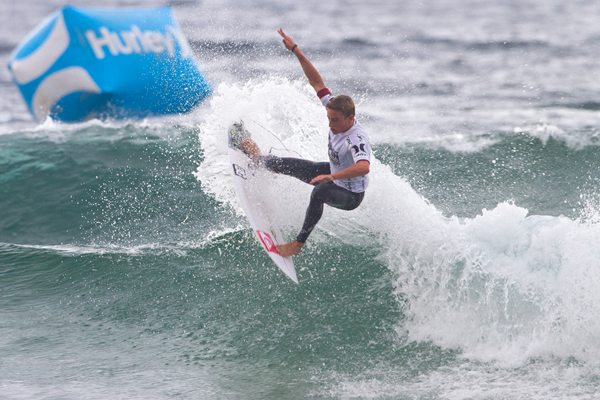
[277,28,296,51]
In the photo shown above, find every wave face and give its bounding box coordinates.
[4,0,600,398]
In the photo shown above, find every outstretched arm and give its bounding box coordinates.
[278,28,327,94]
[310,160,370,185]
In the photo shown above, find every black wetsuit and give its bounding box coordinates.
[261,155,364,243]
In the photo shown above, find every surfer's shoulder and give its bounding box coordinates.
[317,88,334,107]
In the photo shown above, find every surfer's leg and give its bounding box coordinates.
[319,184,365,211]
[276,182,330,256]
[296,189,326,243]
[278,183,365,257]
[296,183,364,243]
[261,155,330,184]
[240,139,329,183]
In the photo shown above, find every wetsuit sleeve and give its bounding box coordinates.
[317,88,334,107]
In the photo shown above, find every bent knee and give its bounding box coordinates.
[311,184,331,202]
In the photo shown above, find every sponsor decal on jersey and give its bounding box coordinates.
[328,141,340,166]
[257,230,280,254]
[351,143,367,157]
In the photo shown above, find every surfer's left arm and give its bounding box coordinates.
[310,160,370,185]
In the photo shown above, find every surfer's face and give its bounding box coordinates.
[327,108,354,134]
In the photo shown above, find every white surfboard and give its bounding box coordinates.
[227,127,298,284]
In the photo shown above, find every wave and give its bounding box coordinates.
[196,78,600,371]
[0,120,238,246]
[2,76,600,398]
[0,77,599,400]
[407,35,550,52]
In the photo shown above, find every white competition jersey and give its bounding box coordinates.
[319,90,371,193]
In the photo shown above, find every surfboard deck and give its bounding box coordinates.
[227,124,298,284]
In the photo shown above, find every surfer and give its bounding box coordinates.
[234,29,371,257]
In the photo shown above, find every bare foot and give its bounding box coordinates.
[276,240,304,257]
[241,138,262,160]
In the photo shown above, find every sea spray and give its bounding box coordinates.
[195,78,335,234]
[391,200,600,366]
[203,79,600,368]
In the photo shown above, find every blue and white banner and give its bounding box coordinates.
[8,6,212,122]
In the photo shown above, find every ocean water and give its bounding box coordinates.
[3,0,600,399]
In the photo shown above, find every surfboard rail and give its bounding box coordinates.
[227,125,298,284]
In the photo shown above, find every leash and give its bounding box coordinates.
[246,117,304,158]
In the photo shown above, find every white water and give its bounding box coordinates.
[197,78,600,398]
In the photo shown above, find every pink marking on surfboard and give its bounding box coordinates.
[257,230,280,255]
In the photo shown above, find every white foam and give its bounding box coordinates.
[327,359,598,400]
[515,121,600,150]
[0,226,246,257]
[385,200,600,368]
[194,78,328,230]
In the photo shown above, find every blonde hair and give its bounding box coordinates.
[326,95,355,118]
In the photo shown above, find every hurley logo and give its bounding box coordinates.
[85,25,191,59]
[351,143,367,155]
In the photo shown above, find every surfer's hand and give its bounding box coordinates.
[310,174,333,185]
[278,28,296,51]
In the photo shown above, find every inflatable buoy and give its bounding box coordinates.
[8,6,212,122]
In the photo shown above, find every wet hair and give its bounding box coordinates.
[326,95,355,118]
